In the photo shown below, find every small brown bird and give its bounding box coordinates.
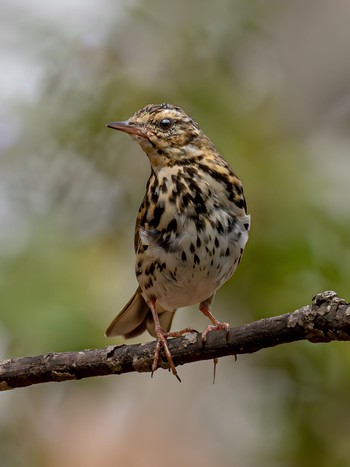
[105,103,250,380]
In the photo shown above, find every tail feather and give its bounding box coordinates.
[105,287,175,339]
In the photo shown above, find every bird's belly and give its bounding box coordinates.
[157,266,221,309]
[139,248,236,310]
[136,215,249,310]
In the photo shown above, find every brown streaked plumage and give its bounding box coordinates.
[105,103,250,381]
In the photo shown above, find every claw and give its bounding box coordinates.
[148,299,194,381]
[201,321,230,341]
[213,357,218,384]
[152,327,181,382]
[199,302,230,341]
[199,301,230,380]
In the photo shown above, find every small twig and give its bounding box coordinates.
[1,291,349,391]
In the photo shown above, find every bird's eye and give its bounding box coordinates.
[159,118,172,130]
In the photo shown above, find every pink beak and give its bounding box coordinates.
[106,120,147,138]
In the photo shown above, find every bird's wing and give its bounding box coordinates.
[134,191,148,253]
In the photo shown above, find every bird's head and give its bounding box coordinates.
[107,103,213,169]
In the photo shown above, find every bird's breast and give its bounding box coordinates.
[134,162,250,309]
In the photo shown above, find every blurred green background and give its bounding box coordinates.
[1,1,350,466]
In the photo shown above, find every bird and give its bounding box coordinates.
[105,103,250,381]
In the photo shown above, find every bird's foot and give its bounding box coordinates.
[201,321,230,341]
[148,299,196,381]
[199,302,230,341]
[152,327,195,382]
[201,322,229,384]
[166,327,196,338]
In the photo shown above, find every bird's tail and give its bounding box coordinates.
[105,287,175,339]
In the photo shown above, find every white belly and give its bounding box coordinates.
[136,213,250,310]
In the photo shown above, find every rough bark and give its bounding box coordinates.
[1,291,349,390]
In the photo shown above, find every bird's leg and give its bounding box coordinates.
[199,300,230,342]
[148,299,189,382]
[199,299,229,382]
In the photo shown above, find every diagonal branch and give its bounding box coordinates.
[1,291,350,391]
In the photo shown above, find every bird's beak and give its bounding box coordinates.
[106,120,148,138]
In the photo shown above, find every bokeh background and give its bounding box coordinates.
[1,0,350,465]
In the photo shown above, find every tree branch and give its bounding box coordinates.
[1,291,350,390]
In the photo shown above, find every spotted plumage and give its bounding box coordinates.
[105,103,250,380]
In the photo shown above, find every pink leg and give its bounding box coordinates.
[199,302,230,341]
[148,299,194,382]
